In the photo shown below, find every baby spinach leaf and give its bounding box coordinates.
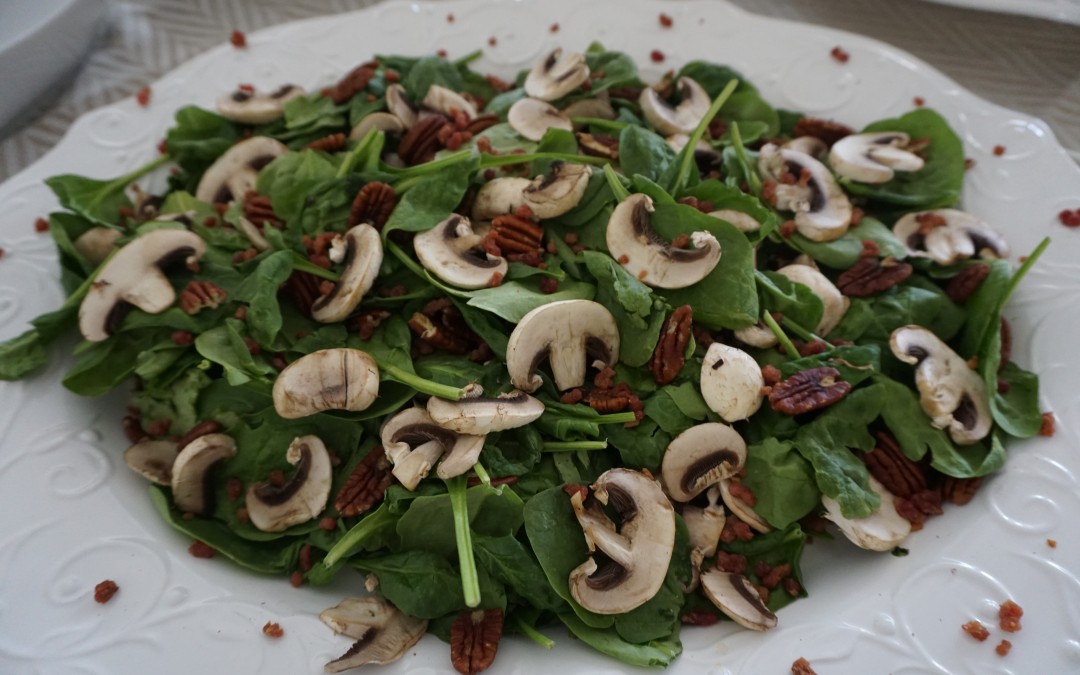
[981,332,1043,439]
[680,179,779,243]
[957,259,1011,358]
[63,331,165,396]
[132,367,211,434]
[579,48,638,96]
[234,251,293,346]
[676,61,755,97]
[785,217,908,269]
[0,330,49,380]
[835,282,963,345]
[465,278,596,323]
[604,419,672,474]
[613,516,691,643]
[618,126,676,184]
[742,439,819,529]
[166,106,240,176]
[778,344,881,387]
[474,534,565,612]
[281,94,348,139]
[582,251,665,367]
[874,375,954,462]
[757,270,824,331]
[558,614,682,667]
[383,158,477,234]
[352,549,467,618]
[717,90,779,141]
[644,383,710,436]
[395,483,524,557]
[723,523,807,612]
[482,426,544,477]
[256,150,341,224]
[195,319,275,385]
[45,156,167,227]
[403,56,465,104]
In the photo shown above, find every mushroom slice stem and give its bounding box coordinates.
[472,177,531,221]
[273,348,380,419]
[683,486,726,559]
[775,263,850,336]
[524,49,590,101]
[606,193,721,289]
[311,224,383,322]
[700,569,778,631]
[562,94,616,120]
[758,144,852,242]
[413,215,507,290]
[505,299,620,392]
[426,384,545,435]
[708,209,762,234]
[195,136,287,204]
[823,475,912,551]
[380,407,487,487]
[124,439,180,485]
[74,227,123,265]
[719,479,771,534]
[320,597,427,672]
[640,77,711,136]
[661,423,748,502]
[522,161,591,220]
[700,343,765,423]
[171,434,237,515]
[892,208,1009,265]
[385,84,419,129]
[216,84,303,125]
[508,97,573,142]
[350,111,407,141]
[422,84,477,119]
[829,132,925,184]
[245,435,333,532]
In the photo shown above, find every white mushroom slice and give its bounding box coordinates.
[380,407,487,486]
[758,143,853,242]
[522,161,591,219]
[350,111,406,141]
[708,209,762,234]
[123,439,179,485]
[472,177,531,221]
[892,209,1009,266]
[734,322,779,349]
[719,479,771,534]
[216,84,304,125]
[422,84,476,119]
[700,569,778,631]
[700,343,765,422]
[413,214,506,290]
[683,486,726,558]
[272,349,380,419]
[640,77,711,136]
[427,384,545,435]
[524,48,590,101]
[78,229,207,342]
[245,435,333,532]
[195,136,287,204]
[171,433,237,515]
[321,597,427,672]
[385,84,418,129]
[236,216,270,251]
[508,97,573,142]
[562,94,615,120]
[311,224,383,322]
[823,475,912,551]
[74,227,122,265]
[783,136,828,157]
[775,263,850,336]
[829,132,925,184]
[890,325,992,444]
[568,468,676,614]
[661,423,748,503]
[505,299,620,392]
[606,193,721,289]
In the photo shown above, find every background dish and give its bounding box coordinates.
[1,1,1078,673]
[923,0,1080,25]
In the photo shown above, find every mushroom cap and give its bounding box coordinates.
[426,384,545,435]
[73,227,122,266]
[350,111,407,141]
[892,208,1009,265]
[606,193,722,289]
[639,77,711,136]
[422,84,477,119]
[758,144,853,242]
[683,486,726,559]
[889,325,992,444]
[195,136,287,204]
[700,342,765,423]
[505,299,620,392]
[508,97,572,142]
[719,478,771,534]
[311,224,383,322]
[123,439,180,485]
[472,177,531,221]
[783,136,828,157]
[385,84,419,129]
[380,407,487,485]
[320,596,427,672]
[245,435,333,532]
[216,84,304,125]
[171,433,237,515]
[568,468,677,614]
[521,161,591,220]
[561,94,616,120]
[413,214,507,290]
[823,475,912,551]
[700,569,778,631]
[661,422,748,502]
[829,131,925,184]
[775,263,850,336]
[524,49,590,101]
[272,348,380,419]
[708,209,762,234]
[78,228,208,342]
[235,216,271,251]
[734,322,779,349]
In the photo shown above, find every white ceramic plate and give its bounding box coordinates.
[2,1,1079,673]
[922,0,1080,25]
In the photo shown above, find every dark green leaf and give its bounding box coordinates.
[742,439,819,529]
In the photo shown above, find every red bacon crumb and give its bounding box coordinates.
[1047,538,1058,548]
[0,248,5,259]
[488,36,498,47]
[289,570,304,587]
[650,49,666,63]
[1039,412,1056,437]
[999,600,1023,633]
[791,657,817,675]
[94,580,119,604]
[962,620,990,642]
[136,86,151,107]
[1058,209,1080,228]
[539,277,559,294]
[914,96,926,107]
[659,13,674,27]
[550,23,560,33]
[447,13,454,23]
[188,540,216,559]
[230,30,247,48]
[157,138,168,155]
[995,639,1012,657]
[993,145,1006,156]
[34,217,49,233]
[262,621,284,638]
[830,46,850,63]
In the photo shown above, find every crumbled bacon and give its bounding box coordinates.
[962,620,990,641]
[999,600,1023,633]
[94,580,119,604]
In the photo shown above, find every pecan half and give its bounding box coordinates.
[945,263,990,304]
[648,305,693,385]
[836,257,913,297]
[464,113,499,136]
[179,280,228,315]
[328,61,378,104]
[450,608,503,674]
[399,114,451,165]
[862,431,926,498]
[304,132,347,153]
[999,317,1011,369]
[792,117,854,147]
[576,132,619,160]
[349,181,396,229]
[176,420,222,449]
[407,297,489,360]
[768,366,851,415]
[348,309,392,340]
[484,213,545,267]
[335,445,394,517]
[283,271,321,316]
[940,476,982,505]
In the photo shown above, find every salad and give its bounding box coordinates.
[0,42,1048,673]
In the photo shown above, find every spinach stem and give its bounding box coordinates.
[594,411,638,425]
[602,164,631,201]
[479,152,610,169]
[336,129,383,177]
[290,253,340,281]
[322,504,391,567]
[570,117,629,132]
[384,150,473,178]
[1003,237,1050,303]
[780,317,832,351]
[381,363,466,400]
[762,312,800,360]
[671,79,738,193]
[473,463,492,486]
[454,49,484,67]
[513,615,556,649]
[385,239,469,298]
[730,121,763,196]
[542,441,608,452]
[87,154,172,215]
[447,476,481,608]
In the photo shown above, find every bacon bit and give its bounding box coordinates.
[188,540,216,559]
[913,96,926,107]
[34,217,49,233]
[267,469,286,488]
[995,639,1012,657]
[715,550,748,574]
[830,46,850,63]
[289,570,304,587]
[1058,209,1080,228]
[487,36,497,47]
[560,388,585,404]
[562,483,588,501]
[999,600,1023,632]
[147,419,170,437]
[965,157,976,170]
[170,330,194,347]
[229,30,247,48]
[1039,412,1056,437]
[0,248,5,259]
[681,610,719,626]
[436,49,448,58]
[728,481,757,507]
[157,138,168,155]
[659,13,674,27]
[550,22,560,33]
[616,254,630,264]
[650,49,666,63]
[539,277,559,294]
[859,239,881,258]
[962,620,990,642]
[1047,538,1058,548]
[791,657,817,675]
[136,86,152,107]
[761,364,782,386]
[784,577,802,597]
[993,145,1006,156]
[94,580,119,604]
[915,211,947,234]
[720,518,754,543]
[226,477,244,501]
[671,233,691,249]
[780,219,797,238]
[446,13,455,22]
[262,621,284,638]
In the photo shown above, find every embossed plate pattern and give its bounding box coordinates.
[1,1,1078,673]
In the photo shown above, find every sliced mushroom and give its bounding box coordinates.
[236,216,270,251]
[661,423,747,503]
[426,384,545,434]
[758,143,852,242]
[568,468,676,614]
[708,209,762,234]
[892,209,1009,266]
[823,475,912,551]
[171,433,237,515]
[606,193,721,289]
[719,478,771,534]
[380,407,486,487]
[734,321,779,349]
[123,439,180,485]
[829,132,925,184]
[889,325,992,444]
[775,263,850,336]
[350,111,407,141]
[508,97,573,142]
[783,136,828,158]
[700,569,777,631]
[640,77,710,136]
[562,93,615,120]
[522,161,591,219]
[472,177,531,221]
[272,349,380,419]
[78,228,207,342]
[683,486,726,558]
[524,48,590,101]
[699,343,764,422]
[74,227,123,265]
[422,84,476,120]
[320,596,427,673]
[385,84,418,129]
[311,224,383,322]
[505,299,620,392]
[413,214,506,289]
[245,435,333,532]
[195,136,287,204]
[216,84,304,125]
